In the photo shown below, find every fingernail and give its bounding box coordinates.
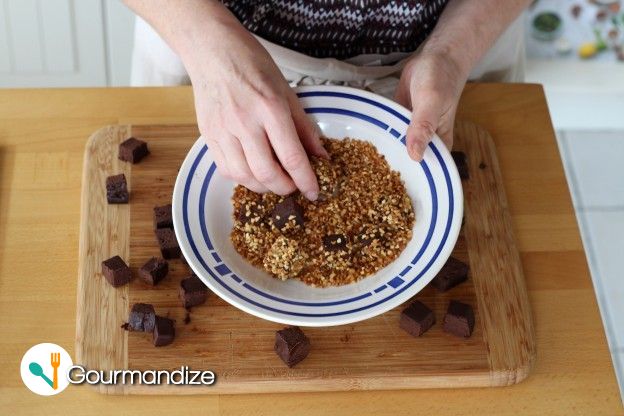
[305,191,318,201]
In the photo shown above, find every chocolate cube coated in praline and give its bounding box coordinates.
[399,300,435,337]
[443,300,475,338]
[271,196,304,230]
[101,255,132,287]
[153,204,173,229]
[118,137,149,164]
[322,234,348,251]
[274,326,311,368]
[106,174,129,204]
[139,257,168,285]
[152,316,175,346]
[127,303,156,332]
[155,228,181,259]
[430,257,469,292]
[179,275,208,308]
[237,200,265,225]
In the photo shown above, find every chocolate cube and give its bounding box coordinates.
[451,151,469,180]
[118,137,149,164]
[153,204,173,229]
[443,300,475,338]
[271,196,304,230]
[179,275,208,308]
[237,200,265,225]
[101,255,132,287]
[274,326,311,367]
[155,228,181,259]
[127,303,156,332]
[311,156,342,201]
[322,234,348,251]
[152,316,175,346]
[139,257,169,285]
[399,300,435,337]
[430,257,469,292]
[106,174,129,204]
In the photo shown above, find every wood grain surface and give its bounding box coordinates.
[0,84,621,415]
[74,122,534,394]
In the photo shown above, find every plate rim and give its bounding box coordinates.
[172,85,463,327]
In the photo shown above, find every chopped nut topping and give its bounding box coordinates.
[230,138,415,287]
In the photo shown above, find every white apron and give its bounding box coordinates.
[131,14,525,98]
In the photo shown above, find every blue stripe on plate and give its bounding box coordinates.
[181,90,456,317]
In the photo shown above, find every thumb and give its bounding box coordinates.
[405,92,443,161]
[288,94,329,159]
[394,77,411,109]
[436,102,457,151]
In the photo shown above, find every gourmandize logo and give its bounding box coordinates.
[20,343,73,396]
[29,352,61,390]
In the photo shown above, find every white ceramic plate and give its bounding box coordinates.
[172,86,463,327]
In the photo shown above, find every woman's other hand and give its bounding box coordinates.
[394,52,467,161]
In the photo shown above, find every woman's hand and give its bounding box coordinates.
[395,51,467,161]
[123,0,326,199]
[186,22,327,199]
[394,0,532,161]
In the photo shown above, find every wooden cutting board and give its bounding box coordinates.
[75,122,535,395]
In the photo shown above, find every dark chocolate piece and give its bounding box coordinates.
[153,204,173,229]
[430,257,469,292]
[118,137,149,164]
[271,196,304,230]
[106,174,129,204]
[322,234,348,251]
[127,303,156,332]
[139,257,169,285]
[237,200,265,225]
[152,315,175,346]
[451,151,469,180]
[179,275,208,308]
[274,326,311,367]
[443,300,475,338]
[101,255,132,287]
[399,300,436,337]
[155,228,181,259]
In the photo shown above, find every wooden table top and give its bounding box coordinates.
[0,84,621,415]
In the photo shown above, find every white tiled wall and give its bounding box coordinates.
[557,130,624,403]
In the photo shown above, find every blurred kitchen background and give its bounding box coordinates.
[0,0,622,400]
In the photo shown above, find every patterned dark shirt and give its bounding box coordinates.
[221,0,449,59]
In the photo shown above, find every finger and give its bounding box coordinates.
[219,134,269,193]
[406,91,443,161]
[437,104,457,150]
[264,109,320,201]
[287,93,329,159]
[239,131,297,195]
[205,138,231,178]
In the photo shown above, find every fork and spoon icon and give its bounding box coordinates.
[28,352,61,389]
